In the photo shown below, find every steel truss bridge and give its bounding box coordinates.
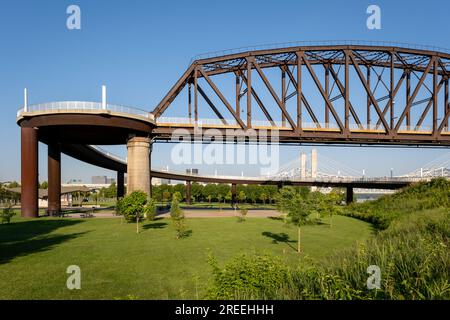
[15,42,450,217]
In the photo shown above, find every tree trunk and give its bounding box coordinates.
[136,216,139,234]
[297,226,301,253]
[330,215,333,228]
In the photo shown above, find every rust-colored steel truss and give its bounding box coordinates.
[152,45,450,146]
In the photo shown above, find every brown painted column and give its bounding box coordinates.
[186,181,191,205]
[346,186,354,205]
[21,127,39,218]
[117,171,125,199]
[231,183,237,206]
[47,142,61,216]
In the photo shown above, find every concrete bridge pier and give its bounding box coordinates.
[185,181,192,205]
[126,136,152,197]
[346,186,354,205]
[47,142,61,216]
[21,127,39,218]
[117,171,125,199]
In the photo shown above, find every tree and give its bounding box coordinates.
[39,181,48,189]
[170,193,187,239]
[237,191,246,205]
[238,206,248,222]
[116,191,147,233]
[277,187,311,253]
[162,191,171,204]
[144,197,157,221]
[1,205,16,224]
[225,191,232,204]
[191,183,203,202]
[259,193,268,205]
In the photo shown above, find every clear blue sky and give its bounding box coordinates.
[0,0,449,183]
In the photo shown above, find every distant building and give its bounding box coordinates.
[186,168,199,175]
[91,176,116,184]
[92,176,107,184]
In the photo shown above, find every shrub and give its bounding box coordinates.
[1,205,16,224]
[237,206,248,222]
[117,191,147,222]
[144,198,157,221]
[207,253,290,299]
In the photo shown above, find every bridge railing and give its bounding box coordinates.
[190,40,450,63]
[17,101,154,121]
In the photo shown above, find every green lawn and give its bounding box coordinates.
[0,215,373,299]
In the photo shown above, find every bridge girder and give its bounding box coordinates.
[153,45,450,146]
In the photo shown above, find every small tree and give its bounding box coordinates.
[238,206,248,222]
[117,191,147,233]
[237,191,246,205]
[1,205,16,224]
[277,188,311,253]
[144,197,157,221]
[260,193,268,205]
[170,194,187,239]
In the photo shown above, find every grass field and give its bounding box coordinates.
[0,215,373,299]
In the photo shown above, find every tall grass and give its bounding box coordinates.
[207,179,450,300]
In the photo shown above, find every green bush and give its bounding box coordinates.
[1,205,16,224]
[207,253,290,299]
[144,198,157,221]
[116,191,147,222]
[343,178,450,230]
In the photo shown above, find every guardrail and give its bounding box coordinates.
[17,101,154,121]
[190,40,450,63]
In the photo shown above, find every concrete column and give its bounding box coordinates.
[346,186,354,205]
[300,153,306,179]
[186,181,192,205]
[117,171,125,199]
[126,136,151,197]
[231,183,237,206]
[21,127,39,218]
[311,149,317,179]
[47,142,61,216]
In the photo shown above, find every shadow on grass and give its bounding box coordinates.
[0,219,86,264]
[262,231,297,251]
[142,222,168,230]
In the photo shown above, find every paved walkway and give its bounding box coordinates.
[159,209,284,218]
[60,209,284,219]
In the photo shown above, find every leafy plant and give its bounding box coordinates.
[1,205,16,224]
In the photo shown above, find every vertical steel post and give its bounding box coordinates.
[47,142,61,216]
[296,52,302,130]
[21,127,39,218]
[117,171,125,199]
[246,59,252,128]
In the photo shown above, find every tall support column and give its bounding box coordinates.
[186,181,192,205]
[311,149,317,179]
[21,127,39,218]
[231,183,237,206]
[346,186,354,205]
[117,171,125,199]
[47,142,61,216]
[300,153,306,179]
[126,136,151,197]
